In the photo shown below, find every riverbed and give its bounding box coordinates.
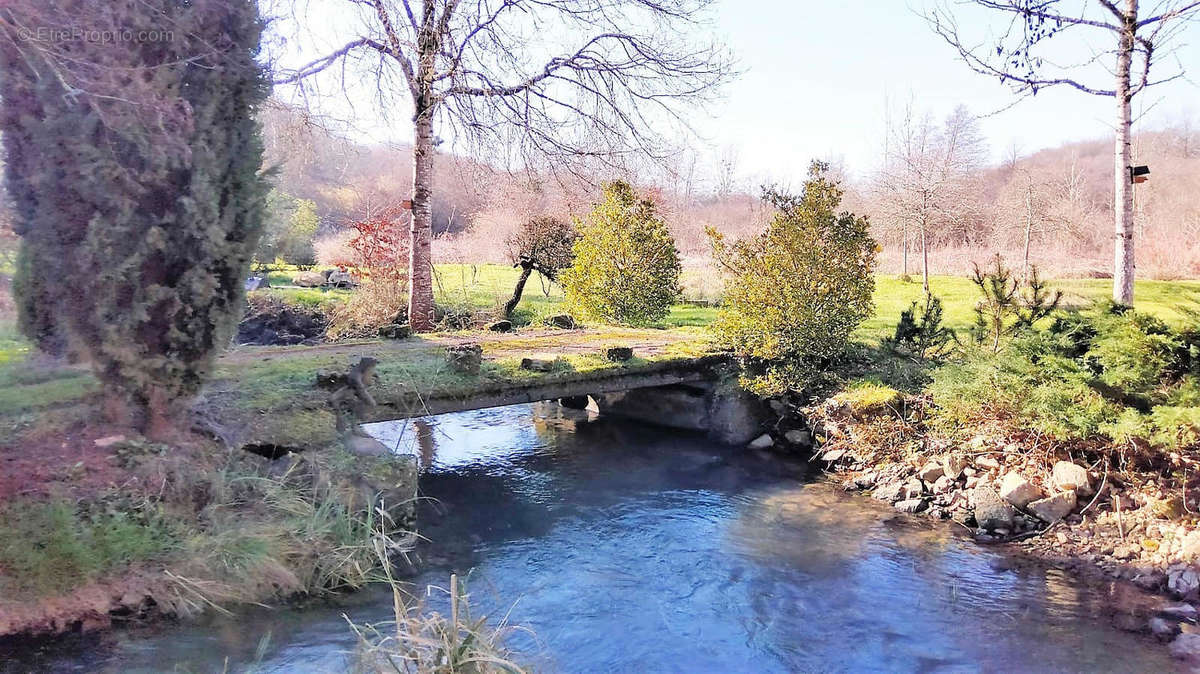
[9,402,1178,672]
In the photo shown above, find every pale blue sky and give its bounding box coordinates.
[700,1,1200,182]
[271,0,1200,185]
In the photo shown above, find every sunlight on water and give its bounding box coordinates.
[21,403,1175,673]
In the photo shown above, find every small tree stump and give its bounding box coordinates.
[445,344,483,374]
[543,314,578,329]
[605,346,633,362]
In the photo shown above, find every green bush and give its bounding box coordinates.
[1087,313,1180,399]
[931,306,1200,450]
[559,181,681,325]
[708,161,877,396]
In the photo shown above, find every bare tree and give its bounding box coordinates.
[874,103,986,293]
[273,0,732,331]
[927,0,1200,305]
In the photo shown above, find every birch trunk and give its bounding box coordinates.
[1112,0,1136,306]
[408,11,438,332]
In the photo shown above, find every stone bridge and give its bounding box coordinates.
[360,352,766,445]
[213,328,767,451]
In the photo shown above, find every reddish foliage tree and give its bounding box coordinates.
[346,206,410,282]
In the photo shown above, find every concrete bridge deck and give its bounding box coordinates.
[206,327,757,450]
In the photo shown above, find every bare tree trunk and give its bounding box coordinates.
[1023,184,1033,279]
[1113,1,1136,306]
[408,10,438,332]
[902,222,909,277]
[409,110,436,331]
[920,220,930,294]
[504,265,533,317]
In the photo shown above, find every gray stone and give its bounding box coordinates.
[872,482,905,503]
[1180,531,1200,560]
[1170,633,1200,662]
[605,346,634,362]
[972,486,1015,531]
[918,462,944,483]
[853,473,878,490]
[894,499,926,514]
[1161,603,1199,620]
[932,475,953,494]
[1150,617,1180,640]
[903,478,925,499]
[975,456,1001,470]
[446,344,483,375]
[1052,461,1092,496]
[486,319,513,332]
[748,434,774,450]
[999,472,1042,509]
[942,454,969,480]
[326,270,357,288]
[1027,490,1077,523]
[784,429,811,446]
[1170,566,1200,598]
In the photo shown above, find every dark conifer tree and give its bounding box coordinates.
[0,0,270,435]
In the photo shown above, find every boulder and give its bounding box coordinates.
[942,454,969,480]
[999,472,1042,509]
[1150,617,1180,640]
[1170,633,1200,663]
[1169,566,1200,598]
[327,270,357,288]
[972,486,1015,531]
[872,481,905,503]
[932,475,953,494]
[543,314,578,329]
[918,462,944,483]
[377,323,411,340]
[1160,603,1199,620]
[605,346,634,362]
[487,320,513,333]
[445,344,483,375]
[784,429,811,446]
[747,434,774,450]
[1052,461,1092,496]
[293,270,325,287]
[1027,490,1077,523]
[1182,531,1200,561]
[975,456,1001,471]
[853,473,878,490]
[903,478,925,499]
[894,499,925,514]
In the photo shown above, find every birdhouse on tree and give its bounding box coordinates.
[1130,165,1150,184]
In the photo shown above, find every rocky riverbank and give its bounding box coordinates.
[747,388,1200,666]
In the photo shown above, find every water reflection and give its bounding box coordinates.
[11,402,1177,673]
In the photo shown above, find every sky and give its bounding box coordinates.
[270,0,1200,187]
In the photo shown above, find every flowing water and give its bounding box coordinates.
[10,402,1179,672]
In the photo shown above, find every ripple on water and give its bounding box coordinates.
[18,402,1180,673]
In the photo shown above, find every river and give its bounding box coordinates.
[10,402,1178,672]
